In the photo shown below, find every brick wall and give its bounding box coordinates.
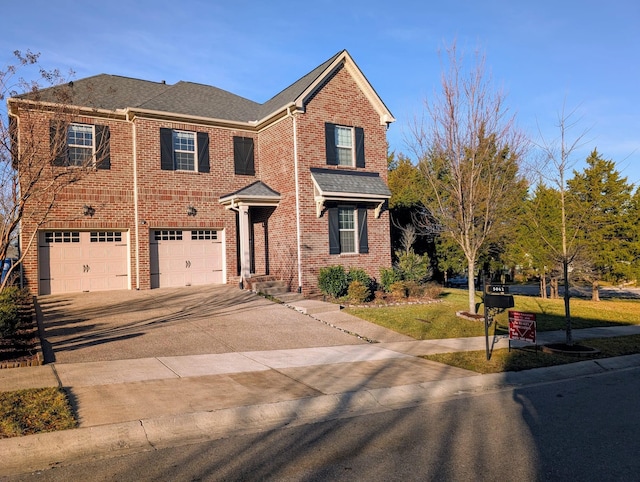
[17,60,391,297]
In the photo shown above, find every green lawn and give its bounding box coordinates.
[345,288,640,340]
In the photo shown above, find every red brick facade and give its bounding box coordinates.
[13,52,393,297]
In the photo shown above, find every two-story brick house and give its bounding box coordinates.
[9,50,394,297]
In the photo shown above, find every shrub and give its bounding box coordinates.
[318,265,349,298]
[389,281,408,299]
[394,250,431,283]
[405,280,425,298]
[423,282,443,300]
[379,267,401,293]
[0,287,28,337]
[348,268,372,290]
[347,280,371,303]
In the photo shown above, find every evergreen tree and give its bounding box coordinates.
[567,150,635,299]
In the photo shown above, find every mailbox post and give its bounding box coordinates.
[483,280,514,360]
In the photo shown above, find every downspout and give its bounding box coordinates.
[288,106,303,294]
[128,111,141,290]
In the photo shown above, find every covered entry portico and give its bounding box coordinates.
[219,181,281,288]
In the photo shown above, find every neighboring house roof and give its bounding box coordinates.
[219,181,281,208]
[10,50,394,127]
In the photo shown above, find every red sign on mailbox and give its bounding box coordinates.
[508,311,536,344]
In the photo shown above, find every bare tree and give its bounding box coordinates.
[408,43,527,313]
[0,50,102,291]
[531,105,596,345]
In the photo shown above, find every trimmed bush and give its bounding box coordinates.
[0,287,30,337]
[379,267,401,293]
[389,281,408,299]
[318,265,349,298]
[347,280,371,303]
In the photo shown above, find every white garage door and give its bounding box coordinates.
[38,231,129,295]
[149,229,224,289]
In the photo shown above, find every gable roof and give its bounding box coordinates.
[10,50,394,127]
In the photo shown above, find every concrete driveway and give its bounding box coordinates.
[36,285,364,364]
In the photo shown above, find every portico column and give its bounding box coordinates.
[238,205,251,286]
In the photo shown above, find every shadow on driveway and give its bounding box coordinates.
[36,285,363,364]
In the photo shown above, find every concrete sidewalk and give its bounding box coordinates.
[2,294,640,476]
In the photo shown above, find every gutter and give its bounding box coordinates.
[288,107,303,294]
[126,110,141,290]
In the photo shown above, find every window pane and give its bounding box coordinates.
[339,231,355,253]
[338,207,354,229]
[335,126,352,147]
[68,124,93,146]
[173,131,195,151]
[68,146,92,166]
[174,151,194,170]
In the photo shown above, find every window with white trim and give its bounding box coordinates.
[335,126,354,166]
[173,131,196,171]
[338,206,357,253]
[67,124,94,166]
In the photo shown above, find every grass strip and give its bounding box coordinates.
[424,334,640,374]
[0,387,77,438]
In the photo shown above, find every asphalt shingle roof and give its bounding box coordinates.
[220,181,281,200]
[15,51,346,124]
[310,168,391,197]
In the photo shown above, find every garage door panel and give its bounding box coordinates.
[149,230,224,288]
[39,231,129,295]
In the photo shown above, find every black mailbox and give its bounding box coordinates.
[485,293,514,309]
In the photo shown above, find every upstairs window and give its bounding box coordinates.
[335,126,354,166]
[325,123,365,168]
[173,131,195,171]
[160,128,210,173]
[67,124,94,166]
[50,121,111,169]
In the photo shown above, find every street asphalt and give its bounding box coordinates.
[1,284,640,476]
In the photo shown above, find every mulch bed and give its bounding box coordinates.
[0,304,43,369]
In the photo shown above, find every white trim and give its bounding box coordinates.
[292,111,303,292]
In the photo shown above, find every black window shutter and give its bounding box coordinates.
[50,120,68,166]
[358,207,369,254]
[355,127,365,168]
[325,123,337,165]
[234,137,255,175]
[328,207,340,254]
[197,132,210,173]
[160,128,174,170]
[95,125,111,170]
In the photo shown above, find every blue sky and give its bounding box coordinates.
[3,0,639,185]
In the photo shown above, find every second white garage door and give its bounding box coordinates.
[149,229,225,288]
